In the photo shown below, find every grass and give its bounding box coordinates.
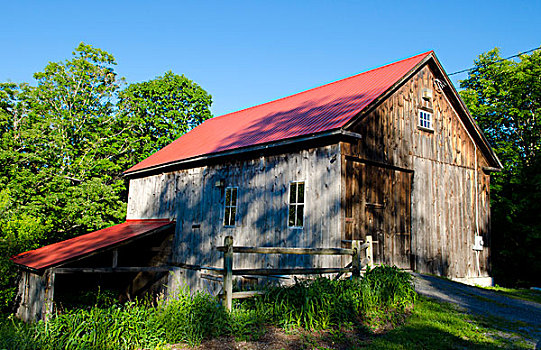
[282,296,534,349]
[482,285,541,304]
[362,296,533,349]
[1,266,536,349]
[251,265,416,332]
[0,265,415,349]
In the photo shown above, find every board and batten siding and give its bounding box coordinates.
[342,63,492,280]
[127,144,343,292]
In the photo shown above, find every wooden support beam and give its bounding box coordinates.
[219,291,265,300]
[112,249,118,268]
[201,273,222,283]
[53,266,176,274]
[345,155,414,173]
[216,246,355,255]
[231,267,353,276]
[352,247,360,279]
[222,236,233,312]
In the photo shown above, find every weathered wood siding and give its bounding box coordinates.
[127,172,177,219]
[344,159,413,269]
[342,64,492,279]
[127,145,343,292]
[16,270,54,322]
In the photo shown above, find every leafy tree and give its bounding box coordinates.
[460,48,541,286]
[0,43,213,311]
[118,71,212,164]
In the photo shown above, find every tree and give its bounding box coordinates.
[460,48,541,286]
[10,43,127,238]
[118,71,213,165]
[0,43,214,311]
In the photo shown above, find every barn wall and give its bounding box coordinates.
[343,64,492,280]
[127,172,177,220]
[127,145,343,293]
[16,270,54,322]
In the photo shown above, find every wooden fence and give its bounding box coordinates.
[213,236,369,311]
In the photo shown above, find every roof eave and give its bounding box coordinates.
[11,221,176,273]
[123,129,362,178]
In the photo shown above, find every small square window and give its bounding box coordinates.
[418,110,433,130]
[288,181,305,227]
[224,187,238,226]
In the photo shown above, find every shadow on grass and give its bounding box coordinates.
[363,296,534,350]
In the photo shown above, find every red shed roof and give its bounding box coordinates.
[11,219,174,271]
[125,51,432,174]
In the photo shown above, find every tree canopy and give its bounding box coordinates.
[0,43,213,309]
[460,48,541,286]
[119,71,213,163]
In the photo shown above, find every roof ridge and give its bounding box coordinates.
[209,51,433,122]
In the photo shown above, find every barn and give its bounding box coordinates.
[11,51,502,321]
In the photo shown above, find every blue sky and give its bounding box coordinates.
[1,1,540,117]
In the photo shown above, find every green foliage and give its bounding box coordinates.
[119,71,213,164]
[155,285,228,346]
[460,48,541,286]
[0,270,416,349]
[0,43,213,311]
[253,266,416,332]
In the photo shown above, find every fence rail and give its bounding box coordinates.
[216,236,369,311]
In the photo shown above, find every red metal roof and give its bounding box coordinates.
[11,219,174,271]
[126,52,432,174]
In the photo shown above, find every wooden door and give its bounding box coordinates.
[345,159,413,269]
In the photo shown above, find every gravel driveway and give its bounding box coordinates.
[413,273,541,347]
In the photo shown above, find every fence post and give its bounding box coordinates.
[223,236,233,311]
[352,247,360,279]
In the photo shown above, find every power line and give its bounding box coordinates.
[448,47,541,76]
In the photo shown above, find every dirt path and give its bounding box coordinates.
[413,273,541,346]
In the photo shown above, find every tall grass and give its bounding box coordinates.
[0,265,416,349]
[253,265,416,331]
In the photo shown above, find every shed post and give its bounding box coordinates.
[223,236,233,311]
[352,247,360,279]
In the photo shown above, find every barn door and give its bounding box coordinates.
[345,159,413,269]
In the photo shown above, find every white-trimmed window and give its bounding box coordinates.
[418,110,433,130]
[224,187,238,226]
[288,181,305,227]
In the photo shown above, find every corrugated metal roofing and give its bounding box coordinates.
[125,51,432,174]
[11,219,174,271]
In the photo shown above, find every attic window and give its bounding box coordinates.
[288,181,304,228]
[224,187,238,227]
[418,110,433,131]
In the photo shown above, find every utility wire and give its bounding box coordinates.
[448,46,541,76]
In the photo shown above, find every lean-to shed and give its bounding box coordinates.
[12,51,502,321]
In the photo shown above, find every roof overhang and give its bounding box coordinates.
[11,219,175,274]
[123,129,362,178]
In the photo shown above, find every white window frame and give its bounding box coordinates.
[288,181,305,228]
[223,187,238,227]
[418,109,433,131]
